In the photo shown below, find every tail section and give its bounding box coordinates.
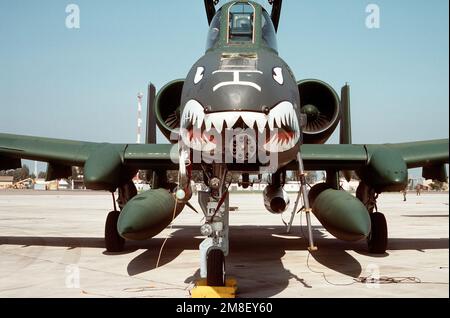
[340,84,353,182]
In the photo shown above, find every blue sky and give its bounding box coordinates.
[0,0,448,174]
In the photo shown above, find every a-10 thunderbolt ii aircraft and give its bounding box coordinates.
[0,0,448,287]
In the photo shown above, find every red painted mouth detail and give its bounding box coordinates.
[181,100,300,153]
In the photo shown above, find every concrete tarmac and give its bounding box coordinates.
[0,190,448,298]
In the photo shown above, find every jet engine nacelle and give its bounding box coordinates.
[263,185,290,214]
[155,79,185,143]
[297,79,340,144]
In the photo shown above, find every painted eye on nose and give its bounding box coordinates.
[194,67,205,84]
[272,67,283,85]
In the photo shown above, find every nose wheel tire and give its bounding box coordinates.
[105,210,125,252]
[367,212,388,254]
[207,249,225,286]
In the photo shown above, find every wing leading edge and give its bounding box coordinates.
[0,133,448,190]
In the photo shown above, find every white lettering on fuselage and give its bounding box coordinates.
[212,70,263,92]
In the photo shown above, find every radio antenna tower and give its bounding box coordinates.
[137,92,144,144]
[134,92,144,182]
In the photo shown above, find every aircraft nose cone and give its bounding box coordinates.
[207,83,265,113]
[182,51,300,115]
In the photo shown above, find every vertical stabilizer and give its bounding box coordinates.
[146,83,156,144]
[340,84,353,182]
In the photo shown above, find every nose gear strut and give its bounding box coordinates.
[198,165,229,286]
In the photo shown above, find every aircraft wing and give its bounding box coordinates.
[0,133,176,168]
[300,139,449,171]
[0,133,177,191]
[0,133,98,167]
[1,133,448,190]
[299,139,449,191]
[383,139,449,169]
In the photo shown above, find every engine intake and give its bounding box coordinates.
[155,79,185,143]
[298,79,340,144]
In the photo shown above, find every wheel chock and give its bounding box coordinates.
[191,278,237,298]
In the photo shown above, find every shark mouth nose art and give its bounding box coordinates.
[180,100,300,153]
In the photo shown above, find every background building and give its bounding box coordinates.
[0,176,13,189]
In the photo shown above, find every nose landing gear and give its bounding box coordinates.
[197,165,231,286]
[206,248,225,287]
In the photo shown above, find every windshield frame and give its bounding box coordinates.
[226,1,256,45]
[205,1,280,54]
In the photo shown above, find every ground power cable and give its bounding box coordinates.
[298,207,448,287]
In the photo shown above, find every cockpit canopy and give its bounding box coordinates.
[261,8,277,51]
[228,2,254,43]
[205,1,278,52]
